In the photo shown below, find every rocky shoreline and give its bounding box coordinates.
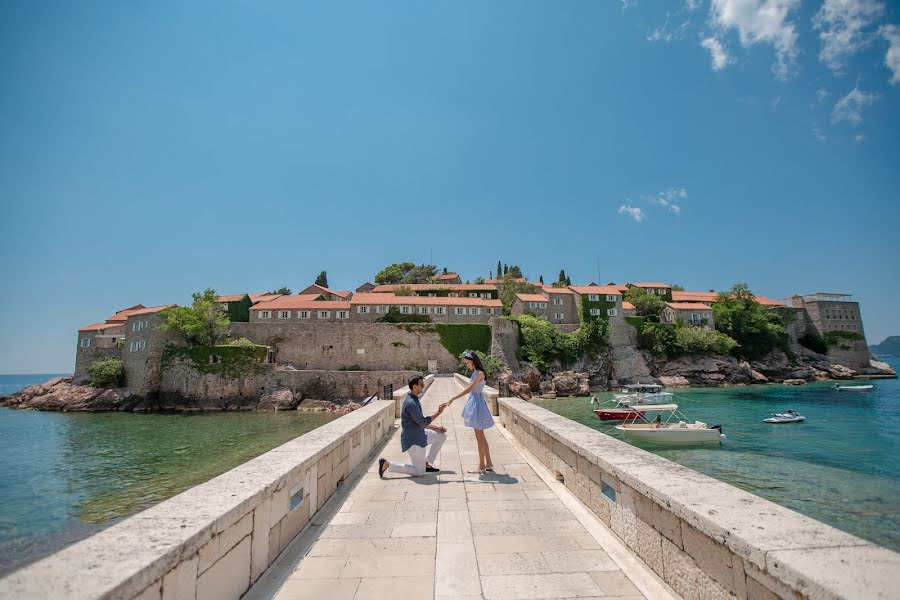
[0,377,362,414]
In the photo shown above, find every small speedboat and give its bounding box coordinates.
[613,384,674,406]
[833,384,874,391]
[763,409,806,424]
[615,406,724,444]
[594,403,677,421]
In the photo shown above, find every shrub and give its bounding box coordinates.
[507,314,607,372]
[89,357,125,388]
[377,307,432,323]
[674,326,738,356]
[457,350,503,381]
[637,322,677,358]
[712,283,789,359]
[798,332,828,354]
[623,287,665,318]
[160,288,230,346]
[823,330,864,347]
[436,324,491,357]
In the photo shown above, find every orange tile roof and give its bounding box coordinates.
[351,293,502,307]
[485,278,526,284]
[435,273,460,280]
[516,293,549,303]
[331,290,353,299]
[622,302,635,310]
[79,322,110,332]
[127,304,177,316]
[672,291,719,303]
[249,293,284,303]
[666,302,712,310]
[754,296,786,307]
[216,294,249,303]
[249,294,324,310]
[542,286,575,295]
[300,284,353,299]
[569,285,623,296]
[371,283,498,293]
[257,300,352,311]
[629,282,671,289]
[105,305,149,323]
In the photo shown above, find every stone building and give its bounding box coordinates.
[120,306,179,396]
[370,283,498,299]
[299,284,353,302]
[783,292,870,368]
[510,286,579,328]
[662,302,715,330]
[350,293,501,324]
[355,282,376,293]
[568,285,624,319]
[626,282,672,298]
[434,273,462,284]
[74,304,153,380]
[249,294,330,322]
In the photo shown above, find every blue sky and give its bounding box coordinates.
[1,0,898,373]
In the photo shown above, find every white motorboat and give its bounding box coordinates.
[615,406,724,444]
[613,384,674,406]
[763,409,806,424]
[833,384,874,391]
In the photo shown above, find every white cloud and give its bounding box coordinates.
[813,0,885,73]
[645,188,686,214]
[771,96,781,107]
[618,205,645,222]
[830,86,878,125]
[709,0,801,79]
[813,127,828,142]
[880,24,900,85]
[701,37,731,70]
[685,0,703,10]
[648,19,691,43]
[621,0,638,11]
[855,133,866,141]
[816,87,830,102]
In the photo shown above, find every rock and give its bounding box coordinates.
[339,402,362,414]
[750,370,768,383]
[828,364,857,379]
[296,399,337,412]
[79,388,125,411]
[540,392,557,399]
[257,389,299,411]
[577,376,590,396]
[509,381,532,399]
[520,365,542,392]
[867,359,897,376]
[551,371,581,396]
[659,375,690,388]
[783,379,807,385]
[538,380,554,394]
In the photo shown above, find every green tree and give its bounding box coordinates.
[566,275,571,286]
[499,278,539,315]
[473,276,486,284]
[557,269,567,286]
[160,288,230,346]
[457,350,503,381]
[507,265,524,278]
[637,322,677,357]
[712,283,788,359]
[442,267,448,275]
[674,326,738,356]
[270,287,291,295]
[624,287,665,319]
[496,261,502,280]
[503,264,509,276]
[315,271,328,287]
[374,262,415,284]
[539,275,544,284]
[671,284,685,291]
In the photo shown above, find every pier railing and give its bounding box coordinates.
[0,400,396,600]
[499,397,899,600]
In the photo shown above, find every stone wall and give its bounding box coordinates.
[489,316,520,373]
[229,322,460,372]
[499,397,899,600]
[123,313,183,397]
[160,361,419,404]
[0,400,396,600]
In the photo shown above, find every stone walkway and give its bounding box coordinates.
[265,377,679,600]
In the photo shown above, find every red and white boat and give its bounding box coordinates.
[595,403,678,421]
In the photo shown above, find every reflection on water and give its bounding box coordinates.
[0,394,337,575]
[535,368,900,552]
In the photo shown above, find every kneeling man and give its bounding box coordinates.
[379,375,447,477]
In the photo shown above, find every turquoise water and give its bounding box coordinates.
[534,358,900,552]
[0,374,337,575]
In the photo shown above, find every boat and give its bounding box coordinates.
[594,403,678,421]
[833,384,874,391]
[613,383,674,406]
[763,409,806,424]
[614,406,724,444]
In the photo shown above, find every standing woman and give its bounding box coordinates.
[448,350,494,473]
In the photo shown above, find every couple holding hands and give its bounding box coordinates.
[379,351,495,478]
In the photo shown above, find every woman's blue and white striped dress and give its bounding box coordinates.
[461,370,494,430]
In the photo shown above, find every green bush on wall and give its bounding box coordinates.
[823,330,864,347]
[457,350,503,381]
[436,324,491,357]
[799,332,828,354]
[89,357,126,388]
[162,341,268,378]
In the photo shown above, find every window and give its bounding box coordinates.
[607,308,618,317]
[456,307,465,315]
[647,288,656,295]
[418,306,429,315]
[469,307,480,315]
[449,293,459,298]
[265,348,275,364]
[428,293,437,297]
[606,295,617,302]
[469,293,478,298]
[377,305,388,313]
[588,294,599,301]
[143,320,149,329]
[481,293,490,299]
[435,307,445,315]
[554,312,564,320]
[299,310,309,319]
[400,306,411,314]
[539,302,547,309]
[278,311,290,319]
[337,311,348,319]
[358,306,369,314]
[318,311,330,319]
[487,308,495,315]
[553,298,563,306]
[210,355,221,364]
[529,302,537,308]
[80,337,91,348]
[590,308,601,316]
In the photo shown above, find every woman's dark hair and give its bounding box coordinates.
[464,351,486,375]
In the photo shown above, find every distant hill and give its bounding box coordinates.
[870,336,900,357]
